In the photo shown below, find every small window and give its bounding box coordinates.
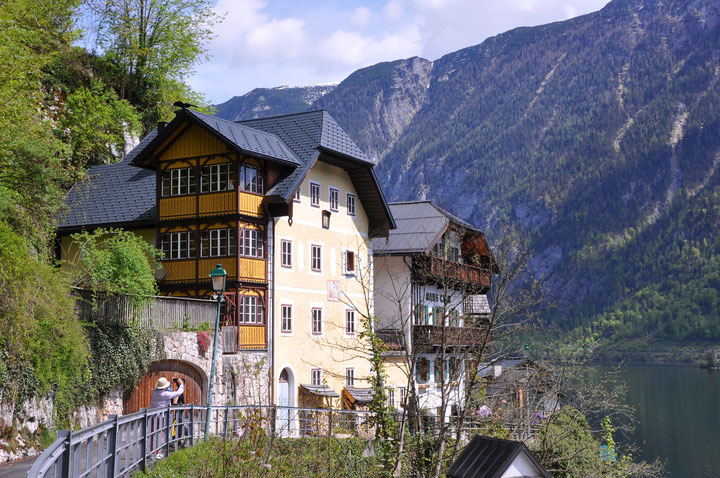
[329,188,339,212]
[345,310,355,336]
[241,164,264,194]
[201,163,231,193]
[162,231,196,259]
[343,250,355,275]
[161,167,196,197]
[310,182,320,207]
[281,240,292,268]
[346,368,355,387]
[400,387,407,406]
[387,388,395,409]
[311,368,322,386]
[312,308,323,335]
[416,357,429,383]
[346,193,356,216]
[200,228,237,257]
[434,357,444,383]
[293,188,301,203]
[281,304,292,333]
[239,295,264,324]
[311,245,322,272]
[240,228,264,258]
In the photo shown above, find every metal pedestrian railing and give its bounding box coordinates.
[27,405,377,478]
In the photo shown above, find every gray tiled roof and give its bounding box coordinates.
[120,128,157,164]
[447,435,551,478]
[184,110,301,166]
[60,163,155,229]
[238,110,371,201]
[372,201,482,254]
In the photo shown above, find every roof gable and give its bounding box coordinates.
[446,435,551,478]
[129,109,301,169]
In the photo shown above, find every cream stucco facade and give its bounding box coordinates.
[272,161,375,408]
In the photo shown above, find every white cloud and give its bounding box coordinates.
[350,6,373,27]
[188,0,611,103]
[384,0,404,18]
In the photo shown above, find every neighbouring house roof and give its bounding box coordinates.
[59,163,156,230]
[59,108,394,236]
[446,435,551,478]
[371,201,484,255]
[299,384,340,398]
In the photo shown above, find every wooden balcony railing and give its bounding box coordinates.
[413,324,489,349]
[413,256,491,290]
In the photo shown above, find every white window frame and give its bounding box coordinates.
[201,163,231,193]
[346,367,355,387]
[310,181,321,208]
[240,164,264,194]
[162,167,196,197]
[311,368,322,386]
[399,387,407,407]
[346,193,356,216]
[280,239,292,268]
[387,388,395,409]
[293,188,301,203]
[163,231,195,260]
[311,307,323,336]
[311,244,322,272]
[240,228,264,258]
[280,304,293,334]
[343,249,356,276]
[329,187,339,212]
[345,309,356,336]
[239,295,264,324]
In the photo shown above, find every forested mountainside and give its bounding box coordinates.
[217,0,720,348]
[214,84,336,121]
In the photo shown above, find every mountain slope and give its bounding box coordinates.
[214,84,336,121]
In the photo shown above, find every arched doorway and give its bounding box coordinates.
[124,360,206,414]
[277,367,295,435]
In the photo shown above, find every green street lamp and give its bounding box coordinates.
[205,264,227,437]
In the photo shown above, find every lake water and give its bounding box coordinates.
[592,365,720,477]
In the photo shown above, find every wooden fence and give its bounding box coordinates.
[72,288,217,330]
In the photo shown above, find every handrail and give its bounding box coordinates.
[27,404,378,478]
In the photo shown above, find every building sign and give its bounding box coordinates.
[425,291,440,302]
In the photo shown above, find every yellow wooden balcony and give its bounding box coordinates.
[238,325,266,349]
[159,196,196,219]
[199,257,237,279]
[199,192,236,217]
[162,258,237,282]
[238,257,266,282]
[239,193,263,217]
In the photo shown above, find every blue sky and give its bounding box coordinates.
[189,0,611,104]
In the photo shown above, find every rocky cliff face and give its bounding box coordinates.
[313,57,433,162]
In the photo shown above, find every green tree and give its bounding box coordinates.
[57,78,141,171]
[85,0,220,130]
[0,221,89,413]
[69,228,161,306]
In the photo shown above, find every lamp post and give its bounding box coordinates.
[205,264,227,437]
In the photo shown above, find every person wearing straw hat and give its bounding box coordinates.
[150,377,184,408]
[149,377,185,459]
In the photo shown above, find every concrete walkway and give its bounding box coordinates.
[0,456,36,478]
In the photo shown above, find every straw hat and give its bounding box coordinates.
[155,377,171,390]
